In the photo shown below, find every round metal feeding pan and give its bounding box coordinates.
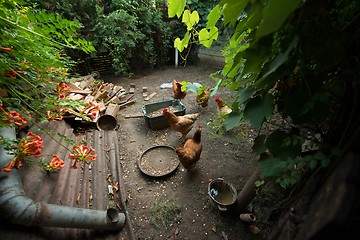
[138,145,179,177]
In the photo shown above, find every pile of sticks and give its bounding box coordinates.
[64,72,135,124]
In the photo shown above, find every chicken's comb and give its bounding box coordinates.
[198,125,203,129]
[162,108,168,113]
[214,95,220,101]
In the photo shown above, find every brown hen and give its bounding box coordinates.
[214,95,232,114]
[162,108,200,140]
[196,89,210,108]
[175,125,203,170]
[172,79,187,100]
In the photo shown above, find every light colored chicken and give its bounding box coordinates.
[162,108,200,140]
[214,95,232,114]
[175,125,203,170]
[172,79,187,100]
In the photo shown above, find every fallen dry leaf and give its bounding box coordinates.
[248,224,261,235]
[211,225,217,233]
[116,202,122,211]
[113,182,119,191]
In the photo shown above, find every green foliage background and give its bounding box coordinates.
[34,0,174,75]
[0,0,94,122]
[169,0,360,188]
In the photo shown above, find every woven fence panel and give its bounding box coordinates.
[75,53,114,76]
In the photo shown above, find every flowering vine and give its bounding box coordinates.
[39,154,65,172]
[68,144,97,169]
[56,82,71,99]
[0,103,27,127]
[0,131,44,172]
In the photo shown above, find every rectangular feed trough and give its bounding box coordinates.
[142,99,186,130]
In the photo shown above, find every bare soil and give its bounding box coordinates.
[104,63,278,240]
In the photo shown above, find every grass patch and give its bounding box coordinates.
[150,199,182,229]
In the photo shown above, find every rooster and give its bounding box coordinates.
[162,108,200,140]
[172,80,187,100]
[196,88,210,109]
[214,95,232,114]
[175,125,203,170]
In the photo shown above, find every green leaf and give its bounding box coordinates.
[259,157,286,177]
[236,86,254,104]
[190,11,200,26]
[199,28,210,47]
[252,135,267,154]
[185,82,202,93]
[168,0,186,18]
[256,0,302,39]
[220,0,249,26]
[309,158,318,169]
[182,10,191,23]
[206,5,221,28]
[243,93,274,129]
[182,10,199,31]
[261,36,299,79]
[265,130,302,160]
[182,32,191,48]
[209,26,218,41]
[174,37,185,52]
[225,111,243,130]
[210,79,222,97]
[236,4,262,32]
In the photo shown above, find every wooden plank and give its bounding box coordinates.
[119,99,136,109]
[106,96,120,105]
[144,92,157,101]
[129,83,135,94]
[94,90,108,101]
[125,113,143,119]
[105,103,120,116]
[68,93,85,101]
[67,82,84,91]
[79,76,95,89]
[142,87,147,98]
[70,89,92,95]
[99,101,106,112]
[83,95,95,104]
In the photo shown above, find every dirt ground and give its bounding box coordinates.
[103,63,277,240]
